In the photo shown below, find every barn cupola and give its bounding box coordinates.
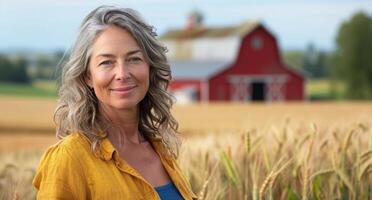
[186,10,204,29]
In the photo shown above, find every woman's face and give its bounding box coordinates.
[87,26,150,111]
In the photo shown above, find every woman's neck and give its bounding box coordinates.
[99,105,145,146]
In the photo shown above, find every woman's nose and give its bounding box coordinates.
[116,62,131,80]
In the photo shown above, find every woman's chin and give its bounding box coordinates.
[110,100,139,110]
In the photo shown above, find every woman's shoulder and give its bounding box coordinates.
[58,132,91,150]
[33,133,93,198]
[37,133,92,166]
[40,133,90,167]
[41,133,90,160]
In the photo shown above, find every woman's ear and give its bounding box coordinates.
[85,73,93,88]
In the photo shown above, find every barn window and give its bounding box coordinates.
[251,36,263,50]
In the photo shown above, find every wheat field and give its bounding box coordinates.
[0,96,371,199]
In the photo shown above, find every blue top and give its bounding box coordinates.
[155,182,183,200]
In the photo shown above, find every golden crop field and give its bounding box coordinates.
[0,96,371,199]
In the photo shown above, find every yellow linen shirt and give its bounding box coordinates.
[33,133,197,200]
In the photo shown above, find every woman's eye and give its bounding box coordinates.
[99,60,114,66]
[127,57,142,64]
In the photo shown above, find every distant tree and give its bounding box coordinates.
[283,44,330,79]
[283,51,305,70]
[34,55,54,79]
[333,11,372,99]
[10,57,31,83]
[0,55,13,81]
[302,43,330,78]
[32,51,66,81]
[0,55,30,84]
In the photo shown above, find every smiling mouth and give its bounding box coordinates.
[110,85,137,94]
[111,85,137,92]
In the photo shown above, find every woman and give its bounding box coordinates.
[33,6,197,200]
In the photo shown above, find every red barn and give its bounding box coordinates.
[161,20,305,103]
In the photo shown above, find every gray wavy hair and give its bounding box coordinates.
[55,5,180,158]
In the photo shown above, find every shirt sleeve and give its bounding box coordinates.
[32,142,89,200]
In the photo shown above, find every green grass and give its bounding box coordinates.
[0,79,347,100]
[0,81,57,98]
[306,79,346,100]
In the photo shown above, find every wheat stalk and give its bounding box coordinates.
[310,168,334,180]
[219,150,240,188]
[245,131,251,154]
[259,170,275,200]
[197,161,219,200]
[259,158,292,200]
[357,156,372,180]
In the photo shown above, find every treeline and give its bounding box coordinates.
[284,44,331,79]
[0,51,64,84]
[333,11,372,99]
[284,11,372,99]
[0,55,30,83]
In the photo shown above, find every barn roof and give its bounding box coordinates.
[170,60,231,79]
[161,21,260,40]
[163,21,261,79]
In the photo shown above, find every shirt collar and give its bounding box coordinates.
[100,137,116,161]
[149,137,175,169]
[99,135,174,169]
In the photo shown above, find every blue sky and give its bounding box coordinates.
[0,0,371,52]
